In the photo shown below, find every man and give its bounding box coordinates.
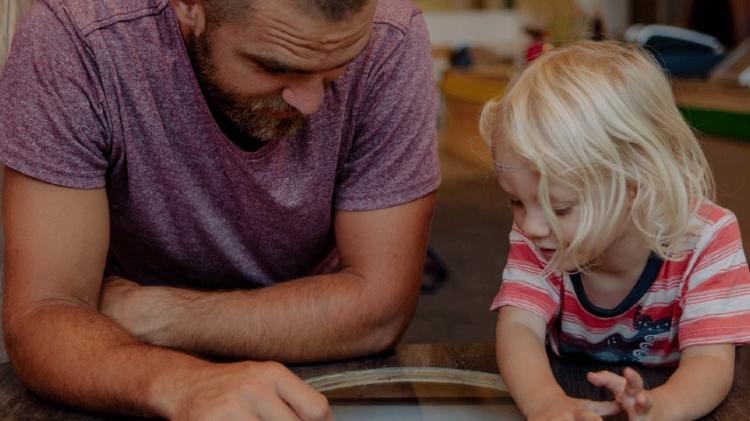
[0,0,439,418]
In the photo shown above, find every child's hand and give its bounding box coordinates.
[527,395,620,421]
[587,367,667,421]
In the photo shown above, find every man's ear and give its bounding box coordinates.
[169,0,207,37]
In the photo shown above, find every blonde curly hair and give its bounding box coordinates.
[480,41,714,273]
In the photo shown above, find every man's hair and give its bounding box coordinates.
[480,41,714,274]
[203,0,370,24]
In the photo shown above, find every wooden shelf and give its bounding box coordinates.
[672,79,750,114]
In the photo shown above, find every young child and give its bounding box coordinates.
[482,41,750,420]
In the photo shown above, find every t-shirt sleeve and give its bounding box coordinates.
[0,2,109,189]
[678,213,750,348]
[490,226,563,324]
[333,10,440,211]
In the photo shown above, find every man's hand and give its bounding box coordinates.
[527,394,621,421]
[161,360,331,421]
[100,277,333,420]
[99,276,163,343]
[587,368,668,421]
[99,276,139,315]
[99,276,200,346]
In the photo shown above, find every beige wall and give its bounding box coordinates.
[1,0,36,70]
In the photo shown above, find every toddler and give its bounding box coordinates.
[482,41,750,420]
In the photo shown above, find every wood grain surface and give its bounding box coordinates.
[0,343,745,419]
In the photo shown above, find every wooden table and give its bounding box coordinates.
[0,343,746,419]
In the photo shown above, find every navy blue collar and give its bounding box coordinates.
[570,253,664,317]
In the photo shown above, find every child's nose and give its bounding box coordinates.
[520,209,550,240]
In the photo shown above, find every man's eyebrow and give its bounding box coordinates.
[242,53,359,74]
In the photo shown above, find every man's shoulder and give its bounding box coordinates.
[373,0,423,35]
[40,0,169,36]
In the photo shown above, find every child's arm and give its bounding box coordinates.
[588,344,735,421]
[496,306,620,420]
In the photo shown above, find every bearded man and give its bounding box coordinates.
[0,0,439,418]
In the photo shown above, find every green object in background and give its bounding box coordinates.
[680,107,750,141]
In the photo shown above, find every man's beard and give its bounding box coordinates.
[184,30,305,143]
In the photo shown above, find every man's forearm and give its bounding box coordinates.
[103,195,434,362]
[5,302,208,417]
[106,270,417,362]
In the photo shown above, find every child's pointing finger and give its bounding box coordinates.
[586,370,627,396]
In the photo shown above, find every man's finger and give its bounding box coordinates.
[252,395,301,421]
[275,370,331,421]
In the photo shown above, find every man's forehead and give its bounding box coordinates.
[288,0,373,22]
[222,0,375,70]
[238,51,362,74]
[244,0,375,37]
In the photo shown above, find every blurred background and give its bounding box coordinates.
[1,0,749,350]
[403,0,750,344]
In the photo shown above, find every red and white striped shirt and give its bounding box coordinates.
[491,202,750,367]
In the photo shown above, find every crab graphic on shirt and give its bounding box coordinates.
[557,305,674,364]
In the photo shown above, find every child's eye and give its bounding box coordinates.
[553,206,573,216]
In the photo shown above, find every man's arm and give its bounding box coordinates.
[101,193,436,361]
[3,168,329,418]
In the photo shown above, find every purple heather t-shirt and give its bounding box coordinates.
[0,0,440,289]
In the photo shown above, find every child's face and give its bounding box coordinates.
[493,141,581,264]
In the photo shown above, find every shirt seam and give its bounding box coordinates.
[78,0,169,36]
[335,175,439,207]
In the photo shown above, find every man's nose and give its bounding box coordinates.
[520,209,551,240]
[281,74,325,116]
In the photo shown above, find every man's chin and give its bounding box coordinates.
[247,118,304,142]
[264,109,301,120]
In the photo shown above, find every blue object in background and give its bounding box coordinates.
[450,45,472,69]
[625,24,725,77]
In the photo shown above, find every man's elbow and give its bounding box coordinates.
[2,306,49,391]
[361,300,418,355]
[3,303,32,365]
